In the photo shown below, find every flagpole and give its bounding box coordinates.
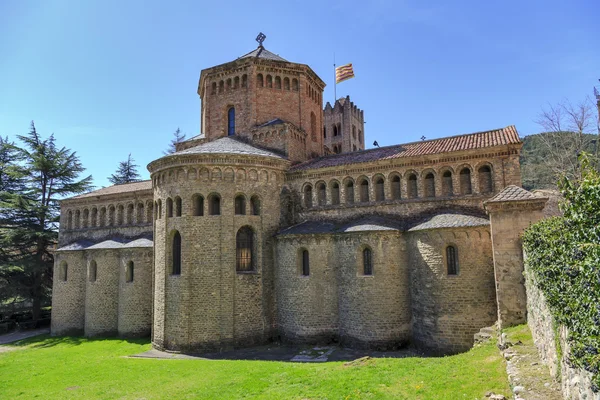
[333,53,336,103]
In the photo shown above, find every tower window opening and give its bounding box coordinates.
[228,107,235,136]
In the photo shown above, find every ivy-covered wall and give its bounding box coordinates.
[523,157,600,397]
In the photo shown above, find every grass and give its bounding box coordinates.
[0,336,510,399]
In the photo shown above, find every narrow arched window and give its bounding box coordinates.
[331,182,340,205]
[74,210,80,229]
[359,179,369,202]
[353,145,357,151]
[235,195,246,215]
[136,202,144,224]
[346,181,354,204]
[108,205,116,226]
[333,125,338,137]
[117,205,124,226]
[211,82,217,95]
[407,174,418,198]
[257,74,264,88]
[442,170,453,196]
[446,245,458,275]
[157,199,162,219]
[82,209,89,228]
[60,261,68,282]
[317,183,326,206]
[284,77,290,90]
[126,261,134,282]
[292,78,298,91]
[166,198,173,218]
[175,196,182,217]
[209,194,221,215]
[310,112,317,142]
[391,175,401,199]
[236,226,254,272]
[424,173,435,198]
[193,194,204,216]
[301,249,309,276]
[234,76,239,88]
[91,208,98,227]
[226,78,232,90]
[242,74,247,88]
[250,196,260,215]
[363,248,373,276]
[228,107,235,136]
[126,204,134,224]
[460,168,472,195]
[478,166,493,194]
[275,76,281,89]
[99,207,106,227]
[323,126,327,138]
[146,202,153,223]
[89,260,97,282]
[375,177,384,201]
[266,75,273,88]
[172,231,181,275]
[304,185,313,208]
[219,80,224,93]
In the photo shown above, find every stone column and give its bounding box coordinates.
[484,186,548,328]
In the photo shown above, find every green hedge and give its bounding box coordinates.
[523,157,600,391]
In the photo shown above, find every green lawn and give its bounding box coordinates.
[0,336,510,399]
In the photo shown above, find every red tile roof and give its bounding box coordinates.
[292,125,521,171]
[66,180,152,201]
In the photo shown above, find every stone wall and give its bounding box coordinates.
[407,227,497,354]
[525,269,599,400]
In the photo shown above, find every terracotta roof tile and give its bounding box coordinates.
[485,185,547,203]
[68,180,152,200]
[291,125,521,171]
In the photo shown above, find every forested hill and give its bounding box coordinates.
[520,132,598,190]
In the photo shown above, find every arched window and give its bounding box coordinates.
[157,199,162,219]
[323,126,327,139]
[304,185,313,208]
[126,204,134,224]
[117,205,124,226]
[359,179,369,202]
[146,202,153,223]
[292,78,298,91]
[266,74,273,88]
[166,198,173,218]
[126,261,134,282]
[91,208,98,227]
[226,78,232,90]
[211,82,217,95]
[317,182,326,206]
[407,174,418,198]
[219,80,224,93]
[208,194,221,215]
[331,182,340,205]
[442,171,453,196]
[446,245,458,275]
[82,209,89,228]
[236,226,254,272]
[310,112,317,142]
[89,260,97,282]
[275,76,281,89]
[478,165,493,194]
[460,168,472,195]
[424,173,435,198]
[352,125,357,139]
[234,76,239,88]
[108,205,116,226]
[59,261,68,281]
[345,181,354,204]
[283,77,290,90]
[391,175,401,199]
[375,177,384,201]
[235,195,246,215]
[363,248,373,276]
[175,197,182,217]
[74,210,80,229]
[99,207,106,227]
[228,107,235,136]
[251,195,260,215]
[359,130,363,144]
[353,145,357,152]
[136,202,144,224]
[333,125,338,137]
[257,74,264,88]
[171,231,181,275]
[301,249,309,276]
[193,194,204,216]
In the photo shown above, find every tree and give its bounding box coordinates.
[164,127,186,155]
[0,121,93,321]
[108,153,141,185]
[534,97,599,184]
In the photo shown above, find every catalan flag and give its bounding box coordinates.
[335,63,355,84]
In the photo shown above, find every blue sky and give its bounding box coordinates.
[1,0,598,189]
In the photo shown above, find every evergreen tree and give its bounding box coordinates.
[108,153,141,185]
[164,127,186,155]
[0,122,93,320]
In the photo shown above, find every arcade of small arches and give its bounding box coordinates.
[152,167,281,187]
[65,201,154,231]
[210,74,249,95]
[300,164,494,208]
[154,193,261,219]
[166,225,258,276]
[256,74,299,93]
[56,259,136,283]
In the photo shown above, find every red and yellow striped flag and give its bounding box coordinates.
[335,63,355,84]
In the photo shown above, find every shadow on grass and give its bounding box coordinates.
[7,335,150,350]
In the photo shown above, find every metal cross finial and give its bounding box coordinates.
[421,135,426,141]
[256,32,266,47]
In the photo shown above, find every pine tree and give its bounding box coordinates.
[0,121,93,320]
[108,153,141,185]
[164,127,186,155]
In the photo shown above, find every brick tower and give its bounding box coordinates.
[323,96,365,154]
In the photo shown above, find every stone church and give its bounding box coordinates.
[51,40,549,355]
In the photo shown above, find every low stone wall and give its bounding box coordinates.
[525,269,598,399]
